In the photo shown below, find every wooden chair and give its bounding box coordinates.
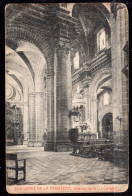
[6,153,26,184]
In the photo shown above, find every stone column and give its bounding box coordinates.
[28,92,45,147]
[45,46,72,151]
[45,42,72,152]
[82,75,92,132]
[23,102,29,145]
[28,92,36,147]
[44,7,77,151]
[99,122,102,138]
[90,94,97,134]
[44,72,55,151]
[34,92,45,147]
[111,4,128,144]
[87,87,91,120]
[22,90,29,145]
[55,44,72,151]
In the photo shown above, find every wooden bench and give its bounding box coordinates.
[6,153,26,183]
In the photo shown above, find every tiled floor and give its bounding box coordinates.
[6,145,128,185]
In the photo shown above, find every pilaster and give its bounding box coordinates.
[81,71,92,132]
[44,8,77,151]
[35,92,45,147]
[23,102,29,145]
[28,92,45,147]
[111,4,128,144]
[44,71,55,151]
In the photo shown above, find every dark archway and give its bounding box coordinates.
[102,112,113,139]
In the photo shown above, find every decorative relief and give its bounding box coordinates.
[58,40,71,55]
[75,85,85,99]
[80,69,92,88]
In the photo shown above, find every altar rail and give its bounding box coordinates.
[70,142,128,168]
[71,143,114,160]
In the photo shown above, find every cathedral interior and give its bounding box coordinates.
[5,3,128,152]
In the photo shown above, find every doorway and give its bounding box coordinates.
[102,112,113,139]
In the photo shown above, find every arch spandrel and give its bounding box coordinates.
[6,40,48,93]
[98,105,113,123]
[90,68,112,95]
[6,26,54,73]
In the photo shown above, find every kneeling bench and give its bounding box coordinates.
[6,153,26,183]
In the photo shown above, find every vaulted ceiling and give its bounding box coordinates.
[5,40,47,102]
[5,3,111,102]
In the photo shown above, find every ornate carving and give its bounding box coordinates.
[83,76,92,88]
[74,85,85,99]
[54,37,71,56]
[79,68,92,88]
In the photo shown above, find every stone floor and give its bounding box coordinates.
[6,145,128,185]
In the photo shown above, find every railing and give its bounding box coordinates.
[71,140,114,160]
[70,141,128,168]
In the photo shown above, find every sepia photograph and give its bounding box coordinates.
[5,2,129,193]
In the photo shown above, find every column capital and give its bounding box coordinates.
[54,38,71,56]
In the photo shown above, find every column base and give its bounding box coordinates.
[28,141,44,147]
[113,131,122,144]
[23,139,28,145]
[56,143,73,152]
[44,142,55,151]
[113,130,129,146]
[44,142,73,152]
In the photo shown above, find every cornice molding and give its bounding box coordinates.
[72,48,111,85]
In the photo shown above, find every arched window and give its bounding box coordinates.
[97,29,106,52]
[73,52,79,70]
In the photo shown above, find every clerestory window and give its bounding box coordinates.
[73,52,79,70]
[97,29,106,52]
[103,92,110,105]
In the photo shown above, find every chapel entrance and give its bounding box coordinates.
[102,113,113,139]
